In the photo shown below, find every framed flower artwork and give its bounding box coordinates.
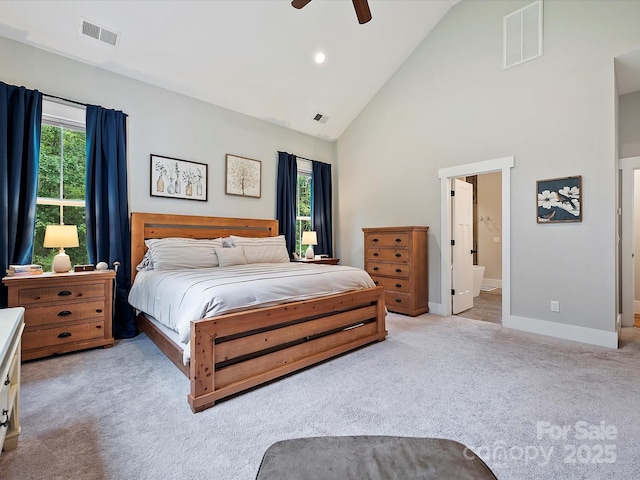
[151,154,207,201]
[537,176,581,223]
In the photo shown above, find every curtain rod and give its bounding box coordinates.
[43,93,128,117]
[296,155,329,165]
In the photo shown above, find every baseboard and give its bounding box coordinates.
[482,278,502,288]
[503,315,618,349]
[428,301,446,316]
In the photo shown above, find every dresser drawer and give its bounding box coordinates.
[18,282,105,305]
[370,276,410,293]
[23,300,106,328]
[365,248,409,263]
[365,233,409,248]
[23,321,106,351]
[366,262,411,278]
[385,291,410,313]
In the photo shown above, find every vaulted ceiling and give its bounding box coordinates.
[0,0,459,141]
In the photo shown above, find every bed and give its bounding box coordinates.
[130,212,387,413]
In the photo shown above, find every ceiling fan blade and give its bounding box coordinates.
[291,0,312,9]
[352,0,372,24]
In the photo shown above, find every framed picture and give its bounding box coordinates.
[537,176,581,223]
[225,154,261,198]
[150,154,207,201]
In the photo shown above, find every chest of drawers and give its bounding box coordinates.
[362,226,429,316]
[2,271,115,360]
[0,307,24,454]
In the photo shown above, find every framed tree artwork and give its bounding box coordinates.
[150,154,207,201]
[225,154,261,198]
[537,175,581,223]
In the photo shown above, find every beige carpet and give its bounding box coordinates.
[1,313,639,479]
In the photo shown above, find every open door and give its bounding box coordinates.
[452,178,474,314]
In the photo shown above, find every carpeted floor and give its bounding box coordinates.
[1,313,639,480]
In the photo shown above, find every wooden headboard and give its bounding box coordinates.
[130,212,279,283]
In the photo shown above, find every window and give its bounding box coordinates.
[32,100,89,271]
[295,159,312,257]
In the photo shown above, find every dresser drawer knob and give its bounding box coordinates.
[58,290,72,296]
[57,310,72,317]
[395,268,402,273]
[372,238,379,242]
[1,409,8,428]
[395,253,402,258]
[395,283,402,288]
[96,309,103,313]
[3,375,9,386]
[373,252,379,257]
[395,298,402,303]
[395,238,402,243]
[373,267,379,271]
[57,332,72,338]
[374,281,379,285]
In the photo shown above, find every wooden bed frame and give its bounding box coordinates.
[130,212,387,413]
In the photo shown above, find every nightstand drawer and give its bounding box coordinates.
[23,321,106,351]
[370,276,410,293]
[18,282,106,305]
[365,248,409,263]
[23,300,106,328]
[366,263,411,278]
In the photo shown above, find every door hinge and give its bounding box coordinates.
[451,240,455,246]
[450,190,455,196]
[451,289,455,295]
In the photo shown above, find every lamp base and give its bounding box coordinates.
[52,249,72,273]
[305,246,315,259]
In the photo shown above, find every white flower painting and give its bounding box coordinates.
[537,176,582,223]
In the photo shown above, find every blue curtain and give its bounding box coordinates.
[85,105,135,338]
[276,151,297,257]
[0,82,42,307]
[311,160,333,257]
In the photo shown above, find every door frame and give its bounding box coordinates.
[438,156,514,317]
[619,156,640,327]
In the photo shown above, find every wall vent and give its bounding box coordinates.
[503,0,542,69]
[313,112,329,124]
[80,18,119,47]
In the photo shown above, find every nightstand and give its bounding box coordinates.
[293,257,340,265]
[2,270,116,360]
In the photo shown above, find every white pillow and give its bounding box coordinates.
[145,237,223,270]
[215,246,248,267]
[243,245,290,264]
[136,251,153,272]
[229,235,286,247]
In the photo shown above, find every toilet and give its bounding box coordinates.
[472,265,485,297]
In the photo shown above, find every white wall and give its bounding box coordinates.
[477,172,501,282]
[620,91,640,158]
[0,36,336,221]
[337,0,640,335]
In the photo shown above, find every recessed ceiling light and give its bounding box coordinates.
[314,52,326,64]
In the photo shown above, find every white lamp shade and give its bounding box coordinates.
[44,225,79,248]
[301,231,317,246]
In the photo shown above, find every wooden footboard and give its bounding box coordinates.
[188,286,386,412]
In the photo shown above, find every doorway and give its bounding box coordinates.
[438,156,514,319]
[619,156,640,328]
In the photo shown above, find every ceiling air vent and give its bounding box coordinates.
[313,113,329,124]
[503,0,542,69]
[80,18,119,47]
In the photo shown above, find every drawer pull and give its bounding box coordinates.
[395,238,402,243]
[57,290,72,296]
[395,283,402,288]
[374,281,379,285]
[396,268,402,273]
[3,376,9,386]
[96,309,103,313]
[373,252,379,257]
[372,238,379,243]
[57,332,72,338]
[395,253,402,258]
[57,310,72,317]
[373,267,379,271]
[395,298,402,303]
[1,409,8,428]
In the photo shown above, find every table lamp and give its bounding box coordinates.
[43,224,79,273]
[301,231,317,259]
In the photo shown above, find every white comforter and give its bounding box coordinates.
[128,262,376,345]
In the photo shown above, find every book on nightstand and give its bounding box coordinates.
[6,264,43,276]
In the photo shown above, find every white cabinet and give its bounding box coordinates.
[0,307,24,454]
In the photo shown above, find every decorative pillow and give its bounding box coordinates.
[215,246,248,267]
[136,251,153,272]
[145,237,223,270]
[229,235,287,247]
[222,237,234,248]
[243,245,290,264]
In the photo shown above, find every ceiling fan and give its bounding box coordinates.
[291,0,372,25]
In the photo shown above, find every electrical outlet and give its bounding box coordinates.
[550,301,560,312]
